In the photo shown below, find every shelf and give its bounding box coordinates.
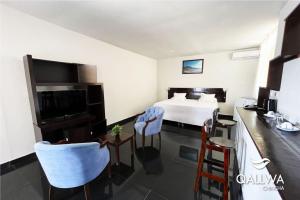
[88,102,103,106]
[32,59,78,83]
[91,119,106,125]
[38,113,96,132]
[271,55,298,63]
[267,55,299,91]
[267,58,284,91]
[36,82,101,86]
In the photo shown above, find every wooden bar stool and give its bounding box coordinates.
[217,119,237,139]
[194,119,234,200]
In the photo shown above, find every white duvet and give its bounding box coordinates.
[154,99,219,126]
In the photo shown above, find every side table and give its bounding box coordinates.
[100,132,134,170]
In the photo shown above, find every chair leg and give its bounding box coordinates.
[223,148,229,200]
[227,127,231,139]
[142,133,145,151]
[134,129,137,150]
[107,161,112,178]
[84,184,91,200]
[194,141,206,192]
[108,179,113,196]
[158,132,161,151]
[151,135,153,147]
[48,185,53,200]
[207,149,213,191]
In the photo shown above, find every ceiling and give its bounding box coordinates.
[3,1,285,59]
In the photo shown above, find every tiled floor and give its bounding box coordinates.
[1,121,233,200]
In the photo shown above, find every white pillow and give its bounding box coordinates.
[200,93,215,98]
[172,93,187,101]
[199,93,217,103]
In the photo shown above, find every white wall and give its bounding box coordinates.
[0,5,157,164]
[254,28,277,96]
[0,98,11,164]
[277,58,300,124]
[157,52,258,115]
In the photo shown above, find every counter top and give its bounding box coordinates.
[237,108,300,200]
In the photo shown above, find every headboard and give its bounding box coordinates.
[168,87,226,102]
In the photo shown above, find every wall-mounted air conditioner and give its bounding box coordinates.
[231,48,260,60]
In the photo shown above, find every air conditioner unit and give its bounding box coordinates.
[231,49,260,60]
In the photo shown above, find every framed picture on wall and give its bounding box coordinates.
[182,59,204,74]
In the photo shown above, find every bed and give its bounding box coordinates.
[154,88,226,126]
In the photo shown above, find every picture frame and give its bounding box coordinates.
[182,59,204,74]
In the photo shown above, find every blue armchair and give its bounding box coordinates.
[34,141,110,200]
[134,106,164,150]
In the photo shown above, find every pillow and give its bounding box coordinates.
[199,93,217,103]
[172,93,187,101]
[200,93,215,98]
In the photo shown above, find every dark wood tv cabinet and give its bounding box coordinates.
[24,55,107,143]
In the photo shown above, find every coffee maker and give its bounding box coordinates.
[263,99,277,112]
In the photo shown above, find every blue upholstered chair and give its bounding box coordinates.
[134,106,164,150]
[35,141,110,200]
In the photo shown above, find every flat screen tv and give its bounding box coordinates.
[37,90,87,121]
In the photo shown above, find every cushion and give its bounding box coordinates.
[172,93,186,101]
[199,93,217,103]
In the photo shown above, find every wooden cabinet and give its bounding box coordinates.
[267,55,298,91]
[267,4,300,91]
[267,57,284,91]
[24,55,107,143]
[281,5,300,56]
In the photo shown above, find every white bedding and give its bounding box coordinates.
[154,99,219,126]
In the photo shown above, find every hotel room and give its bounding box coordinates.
[0,1,299,200]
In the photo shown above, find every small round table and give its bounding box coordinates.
[217,119,237,139]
